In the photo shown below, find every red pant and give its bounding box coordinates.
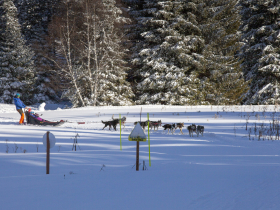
[17,109,25,124]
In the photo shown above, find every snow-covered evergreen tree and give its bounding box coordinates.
[124,0,205,105]
[124,0,247,105]
[200,0,249,105]
[0,0,35,104]
[14,0,60,103]
[91,0,134,106]
[239,0,280,104]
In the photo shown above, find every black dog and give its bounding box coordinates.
[102,119,119,131]
[150,120,162,130]
[187,124,196,137]
[162,123,176,134]
[196,125,204,136]
[112,116,127,128]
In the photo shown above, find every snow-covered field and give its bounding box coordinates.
[0,103,280,210]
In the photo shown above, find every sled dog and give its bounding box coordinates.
[162,123,176,134]
[102,119,119,131]
[196,125,204,136]
[150,120,162,130]
[112,116,127,128]
[174,123,184,134]
[187,124,196,137]
[134,121,149,131]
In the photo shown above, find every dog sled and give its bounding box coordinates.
[25,111,65,126]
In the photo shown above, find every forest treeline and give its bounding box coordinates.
[0,0,279,106]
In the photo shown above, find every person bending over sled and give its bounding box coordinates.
[14,93,29,125]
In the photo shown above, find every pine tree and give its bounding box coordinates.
[124,0,247,105]
[93,0,134,106]
[199,0,249,105]
[239,0,280,104]
[124,0,206,105]
[0,0,35,104]
[14,0,60,103]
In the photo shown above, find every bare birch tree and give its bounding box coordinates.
[48,0,133,107]
[48,1,85,107]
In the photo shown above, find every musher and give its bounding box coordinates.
[14,93,28,125]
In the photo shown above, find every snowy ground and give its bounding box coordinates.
[0,103,280,210]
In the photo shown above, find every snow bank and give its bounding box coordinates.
[0,103,16,113]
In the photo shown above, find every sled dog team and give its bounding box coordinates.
[102,117,204,136]
[162,123,204,136]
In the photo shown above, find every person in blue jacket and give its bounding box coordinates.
[14,93,28,124]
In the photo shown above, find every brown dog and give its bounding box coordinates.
[174,123,184,134]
